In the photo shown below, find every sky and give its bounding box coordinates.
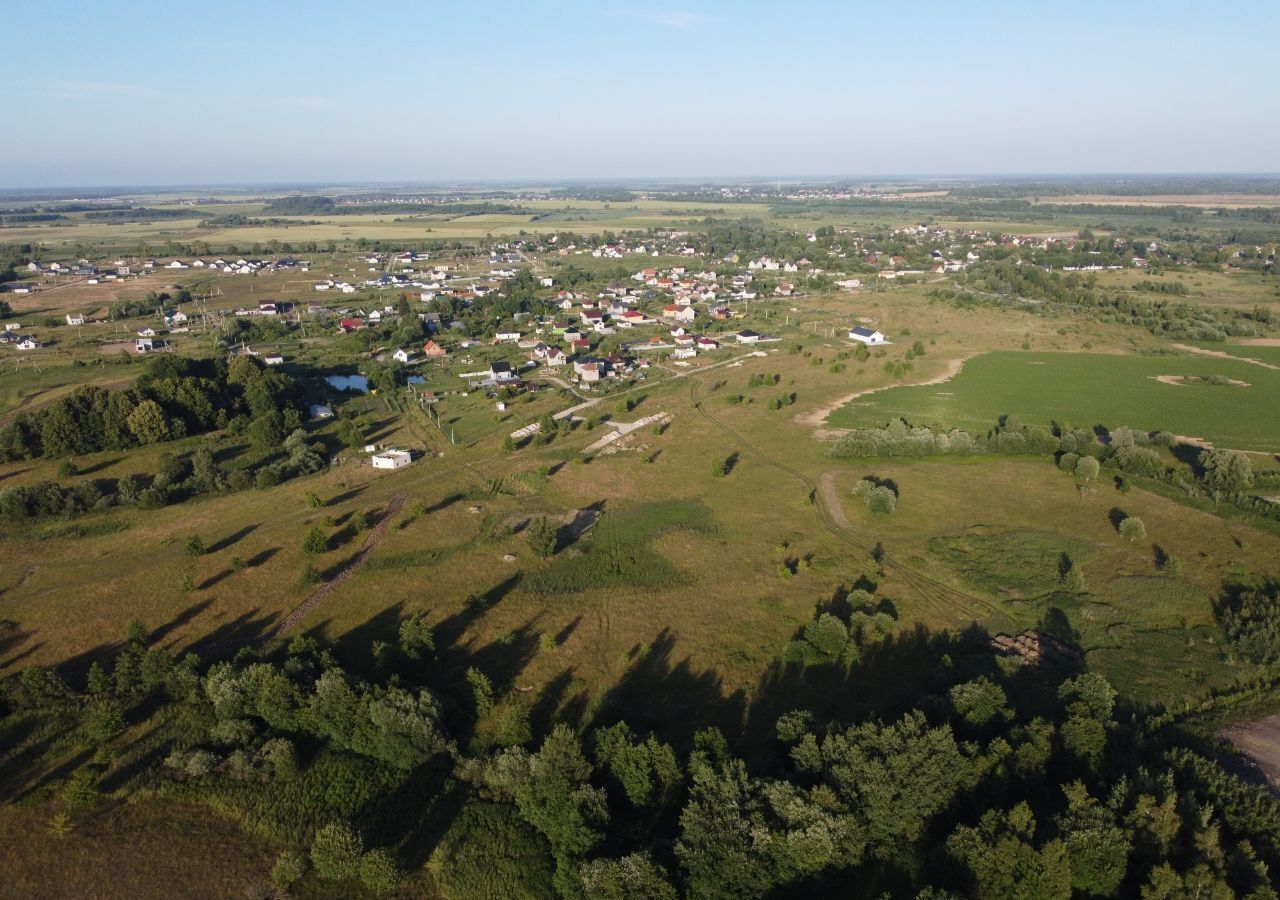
[4,0,1278,187]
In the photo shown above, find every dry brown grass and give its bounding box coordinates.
[0,800,272,899]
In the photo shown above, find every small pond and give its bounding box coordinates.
[324,374,370,393]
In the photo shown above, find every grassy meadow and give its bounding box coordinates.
[3,190,1280,898]
[828,350,1280,451]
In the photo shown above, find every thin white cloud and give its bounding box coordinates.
[614,8,712,29]
[47,80,166,98]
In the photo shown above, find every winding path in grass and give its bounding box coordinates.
[687,377,1010,628]
[1172,343,1280,371]
[794,355,975,439]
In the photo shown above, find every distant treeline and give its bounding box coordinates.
[83,208,197,221]
[947,176,1280,199]
[0,213,69,223]
[262,195,527,217]
[200,215,321,228]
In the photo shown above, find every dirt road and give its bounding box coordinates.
[794,355,974,437]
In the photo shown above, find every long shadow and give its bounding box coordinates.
[591,627,748,757]
[0,623,35,660]
[77,456,122,475]
[1,640,45,669]
[149,597,215,645]
[530,666,589,737]
[425,491,464,514]
[206,522,259,554]
[197,569,235,591]
[339,600,407,665]
[327,484,367,507]
[245,547,279,568]
[554,615,582,646]
[432,574,524,652]
[189,606,280,657]
[212,443,249,465]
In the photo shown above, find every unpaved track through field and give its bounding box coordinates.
[268,490,407,639]
[688,378,1008,627]
[794,355,975,438]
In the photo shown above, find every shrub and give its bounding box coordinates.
[1119,517,1146,543]
[311,821,364,880]
[1074,456,1100,481]
[302,526,328,555]
[271,850,307,890]
[866,486,897,514]
[526,517,559,558]
[359,848,403,896]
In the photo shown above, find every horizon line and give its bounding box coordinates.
[4,171,1280,195]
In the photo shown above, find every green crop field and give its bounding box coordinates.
[828,350,1280,451]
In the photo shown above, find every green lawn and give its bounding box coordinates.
[828,351,1280,451]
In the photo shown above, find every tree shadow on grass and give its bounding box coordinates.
[76,456,122,476]
[1108,507,1130,532]
[424,491,465,514]
[206,523,259,554]
[198,569,236,591]
[529,666,590,737]
[327,484,367,507]
[590,627,747,757]
[150,597,216,645]
[244,547,280,568]
[190,606,281,658]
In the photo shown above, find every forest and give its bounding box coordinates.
[7,581,1280,899]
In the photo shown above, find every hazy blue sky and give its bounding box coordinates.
[5,0,1278,186]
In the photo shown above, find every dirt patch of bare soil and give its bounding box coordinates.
[1222,715,1280,796]
[1172,343,1280,371]
[1153,374,1250,387]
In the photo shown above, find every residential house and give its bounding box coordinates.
[136,337,156,352]
[392,348,412,364]
[574,359,603,383]
[494,330,521,343]
[735,329,762,344]
[65,313,86,326]
[421,340,448,358]
[264,354,285,366]
[490,361,517,383]
[16,337,40,350]
[848,326,886,344]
